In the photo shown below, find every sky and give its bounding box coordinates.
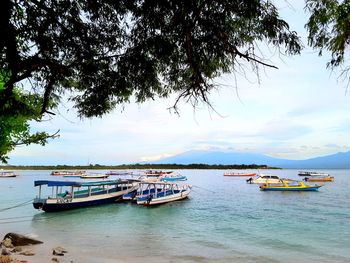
[7,1,350,165]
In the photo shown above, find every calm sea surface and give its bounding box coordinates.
[0,169,349,262]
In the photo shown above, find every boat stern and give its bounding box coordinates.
[33,198,46,210]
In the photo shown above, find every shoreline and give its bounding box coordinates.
[0,164,278,171]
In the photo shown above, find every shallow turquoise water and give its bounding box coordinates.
[0,169,349,262]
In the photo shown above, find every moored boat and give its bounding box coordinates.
[106,171,133,176]
[260,180,323,191]
[0,171,18,177]
[298,171,330,177]
[80,173,109,179]
[51,170,86,176]
[224,172,257,177]
[304,176,334,182]
[160,173,187,182]
[144,170,173,176]
[136,182,191,206]
[33,179,139,212]
[246,174,281,184]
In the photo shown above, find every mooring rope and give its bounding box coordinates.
[192,185,216,193]
[0,199,33,212]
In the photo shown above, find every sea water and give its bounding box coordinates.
[0,169,349,262]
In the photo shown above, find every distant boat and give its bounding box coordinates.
[0,171,18,178]
[304,176,334,182]
[298,171,330,177]
[106,171,133,176]
[246,174,281,184]
[160,173,187,182]
[51,171,86,176]
[136,182,191,206]
[260,180,323,191]
[224,172,257,177]
[80,173,109,179]
[144,170,173,176]
[33,179,139,212]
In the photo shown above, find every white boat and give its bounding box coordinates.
[246,174,282,184]
[80,173,109,179]
[136,182,191,206]
[298,171,330,177]
[0,171,18,177]
[51,170,86,176]
[106,171,133,176]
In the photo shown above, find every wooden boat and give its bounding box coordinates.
[0,171,18,177]
[136,182,191,206]
[106,171,133,176]
[298,171,330,177]
[260,180,323,191]
[304,176,334,182]
[144,170,173,176]
[246,174,281,184]
[51,170,86,176]
[80,173,109,179]
[160,173,187,182]
[224,172,257,177]
[33,179,139,212]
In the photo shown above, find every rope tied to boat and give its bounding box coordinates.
[0,199,33,212]
[192,185,216,193]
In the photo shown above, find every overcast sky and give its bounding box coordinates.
[7,1,350,165]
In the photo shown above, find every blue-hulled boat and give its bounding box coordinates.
[33,179,139,212]
[160,173,187,182]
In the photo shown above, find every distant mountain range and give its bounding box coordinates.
[151,150,350,169]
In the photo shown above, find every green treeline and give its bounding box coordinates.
[1,163,279,170]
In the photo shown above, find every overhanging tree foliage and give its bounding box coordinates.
[305,0,350,82]
[0,73,59,163]
[0,0,302,162]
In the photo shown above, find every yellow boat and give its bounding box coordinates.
[260,180,323,191]
[304,176,334,182]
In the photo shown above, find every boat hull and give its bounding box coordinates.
[224,173,256,177]
[33,185,138,212]
[137,189,191,206]
[260,186,322,191]
[34,195,121,212]
[160,176,187,181]
[304,177,334,182]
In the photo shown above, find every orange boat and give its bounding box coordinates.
[223,172,257,177]
[304,176,334,182]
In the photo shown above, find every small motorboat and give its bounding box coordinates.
[80,173,109,179]
[33,179,139,212]
[136,182,191,206]
[298,171,330,177]
[304,176,334,182]
[260,180,323,191]
[144,170,173,176]
[106,171,133,176]
[224,172,257,177]
[51,171,86,176]
[160,173,187,182]
[246,174,281,184]
[0,171,18,177]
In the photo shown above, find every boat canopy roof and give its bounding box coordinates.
[34,179,137,187]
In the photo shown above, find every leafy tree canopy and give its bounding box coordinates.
[0,0,302,162]
[305,0,350,79]
[0,73,58,163]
